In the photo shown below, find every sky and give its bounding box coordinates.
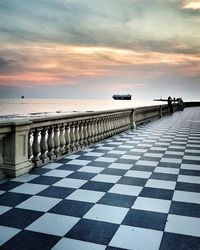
[0,0,200,100]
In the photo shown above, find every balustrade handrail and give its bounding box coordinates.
[0,102,197,178]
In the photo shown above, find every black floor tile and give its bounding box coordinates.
[66,218,119,245]
[157,162,180,168]
[37,186,75,199]
[57,164,82,171]
[139,187,174,200]
[169,201,200,218]
[0,181,22,191]
[67,171,96,180]
[179,169,200,176]
[49,199,93,217]
[159,232,200,250]
[98,193,136,208]
[29,176,61,185]
[30,168,50,175]
[81,181,114,192]
[176,182,200,192]
[101,168,127,176]
[118,176,147,186]
[0,192,31,207]
[77,155,98,161]
[150,172,178,181]
[0,208,44,229]
[130,165,155,172]
[115,159,135,165]
[1,230,60,250]
[122,209,167,231]
[87,161,111,167]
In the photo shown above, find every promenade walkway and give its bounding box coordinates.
[0,107,200,250]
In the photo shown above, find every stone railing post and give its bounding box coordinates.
[53,125,61,157]
[69,122,75,151]
[65,123,71,154]
[47,127,55,160]
[79,121,84,148]
[39,127,48,163]
[32,129,42,167]
[130,109,136,129]
[59,124,66,155]
[83,121,89,146]
[1,120,32,177]
[74,122,80,150]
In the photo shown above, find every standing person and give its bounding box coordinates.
[168,96,173,113]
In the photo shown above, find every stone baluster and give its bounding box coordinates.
[103,117,108,139]
[47,127,55,160]
[74,122,80,150]
[116,114,121,133]
[53,126,60,157]
[59,125,66,155]
[110,115,115,136]
[0,134,6,180]
[83,121,89,146]
[28,131,33,160]
[64,124,71,154]
[96,118,101,141]
[32,129,41,166]
[79,121,84,148]
[69,122,75,151]
[40,127,48,163]
[93,119,98,142]
[113,115,118,134]
[87,120,92,145]
[90,119,95,144]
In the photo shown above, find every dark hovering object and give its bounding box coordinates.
[21,96,25,99]
[113,94,131,100]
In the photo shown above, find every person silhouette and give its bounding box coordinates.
[168,96,173,113]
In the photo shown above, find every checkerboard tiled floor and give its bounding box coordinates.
[0,107,200,250]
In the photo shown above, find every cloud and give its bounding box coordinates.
[182,0,200,9]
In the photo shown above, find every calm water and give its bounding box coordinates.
[0,99,163,119]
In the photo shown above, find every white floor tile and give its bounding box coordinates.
[173,190,200,204]
[109,225,163,250]
[108,184,142,196]
[118,145,133,149]
[66,189,105,203]
[92,174,121,183]
[144,153,163,158]
[183,155,200,161]
[125,170,152,178]
[43,163,63,169]
[16,196,61,212]
[130,148,147,153]
[181,163,200,171]
[53,178,87,188]
[132,197,171,213]
[178,175,200,184]
[66,159,91,165]
[150,147,168,151]
[154,167,179,175]
[98,146,115,150]
[52,238,106,250]
[84,204,128,224]
[161,158,182,164]
[165,214,200,237]
[44,169,73,178]
[120,155,141,160]
[187,144,200,148]
[135,160,158,167]
[165,151,184,156]
[107,150,126,155]
[78,166,104,174]
[95,157,117,163]
[26,213,80,236]
[145,179,176,190]
[0,226,21,246]
[168,145,185,150]
[84,152,105,157]
[64,154,81,159]
[11,174,39,183]
[108,163,133,170]
[10,183,48,195]
[185,149,200,154]
[137,143,152,147]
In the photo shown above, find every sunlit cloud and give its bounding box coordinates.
[0,43,200,87]
[182,0,200,9]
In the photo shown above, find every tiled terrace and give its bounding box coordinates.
[0,107,200,250]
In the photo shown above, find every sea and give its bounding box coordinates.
[0,99,163,120]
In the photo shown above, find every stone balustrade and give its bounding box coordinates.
[0,102,188,178]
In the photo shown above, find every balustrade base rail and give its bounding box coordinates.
[0,102,198,178]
